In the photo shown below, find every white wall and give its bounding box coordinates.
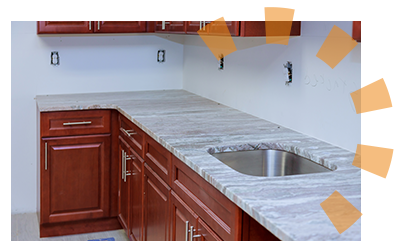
[11,21,361,214]
[182,21,361,152]
[11,21,184,214]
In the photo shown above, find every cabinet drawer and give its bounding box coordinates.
[172,156,242,241]
[41,110,111,137]
[144,134,171,185]
[119,114,145,158]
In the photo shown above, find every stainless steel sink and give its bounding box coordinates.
[211,149,332,177]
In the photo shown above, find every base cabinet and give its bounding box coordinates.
[41,134,111,224]
[39,109,280,240]
[143,163,171,241]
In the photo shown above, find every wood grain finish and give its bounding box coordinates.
[37,21,93,34]
[172,156,242,241]
[240,21,301,37]
[241,212,280,241]
[144,134,171,185]
[40,134,111,224]
[143,163,170,241]
[155,21,187,33]
[94,21,147,33]
[41,110,111,137]
[38,109,288,241]
[40,217,121,238]
[186,21,240,36]
[119,114,144,158]
[129,143,144,241]
[352,21,361,42]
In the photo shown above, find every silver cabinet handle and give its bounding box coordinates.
[189,225,201,241]
[89,21,91,30]
[45,142,48,170]
[203,21,207,30]
[185,221,189,241]
[122,128,137,137]
[98,21,100,30]
[162,21,170,30]
[123,151,137,182]
[63,121,92,126]
[199,21,202,30]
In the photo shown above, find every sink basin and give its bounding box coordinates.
[211,149,332,177]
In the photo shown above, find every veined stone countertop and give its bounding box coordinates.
[36,89,361,241]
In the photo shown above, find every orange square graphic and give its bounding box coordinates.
[198,17,237,61]
[353,144,394,178]
[264,8,295,45]
[316,25,358,69]
[351,78,392,114]
[320,191,362,234]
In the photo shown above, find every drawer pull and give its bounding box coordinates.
[122,128,137,136]
[63,121,92,126]
[190,226,201,241]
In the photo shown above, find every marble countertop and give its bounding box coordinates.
[36,89,361,241]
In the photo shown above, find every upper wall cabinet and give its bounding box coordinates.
[37,21,148,34]
[352,21,361,42]
[155,21,187,33]
[160,21,300,37]
[37,21,302,37]
[186,21,240,36]
[37,21,93,34]
[240,21,301,37]
[94,21,146,33]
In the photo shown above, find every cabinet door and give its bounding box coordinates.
[195,218,222,241]
[155,21,186,33]
[37,21,93,34]
[40,134,110,224]
[208,21,240,36]
[186,21,203,34]
[186,21,240,36]
[143,163,170,241]
[118,137,131,234]
[240,21,301,37]
[170,191,198,241]
[352,21,361,42]
[129,149,144,241]
[94,21,147,33]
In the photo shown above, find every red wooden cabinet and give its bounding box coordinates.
[240,21,301,37]
[186,21,203,34]
[94,21,147,33]
[40,134,111,224]
[155,21,187,33]
[37,21,93,34]
[352,21,361,42]
[39,110,120,238]
[170,190,222,241]
[39,110,283,240]
[186,21,240,36]
[118,137,132,234]
[143,163,171,241]
[37,21,149,34]
[118,136,144,240]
